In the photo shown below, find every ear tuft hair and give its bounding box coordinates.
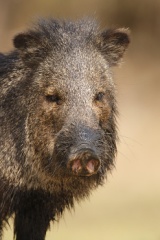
[96,28,130,66]
[13,31,47,67]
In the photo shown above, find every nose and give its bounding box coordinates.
[67,148,101,176]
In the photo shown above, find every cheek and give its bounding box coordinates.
[26,99,56,142]
[26,111,56,165]
[41,99,65,133]
[93,102,111,128]
[27,111,54,143]
[100,106,111,128]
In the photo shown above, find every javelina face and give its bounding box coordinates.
[45,57,112,176]
[12,19,129,185]
[24,44,116,181]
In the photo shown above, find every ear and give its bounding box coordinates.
[13,31,47,67]
[96,28,130,66]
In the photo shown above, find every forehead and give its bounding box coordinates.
[38,47,112,93]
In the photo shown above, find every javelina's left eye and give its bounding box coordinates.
[95,92,105,102]
[46,94,62,105]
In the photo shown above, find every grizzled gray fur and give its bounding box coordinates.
[0,18,130,240]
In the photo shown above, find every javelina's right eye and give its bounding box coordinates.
[46,94,62,105]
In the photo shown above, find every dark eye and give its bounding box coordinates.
[95,92,105,102]
[46,94,62,105]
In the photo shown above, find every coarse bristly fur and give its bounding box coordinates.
[0,18,130,240]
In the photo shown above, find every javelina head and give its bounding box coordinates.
[13,19,129,186]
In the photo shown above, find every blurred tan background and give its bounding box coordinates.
[0,0,160,239]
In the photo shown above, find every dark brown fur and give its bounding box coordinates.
[0,18,129,240]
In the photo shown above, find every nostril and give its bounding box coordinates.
[85,159,100,174]
[68,148,101,176]
[71,159,82,174]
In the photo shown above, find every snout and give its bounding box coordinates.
[67,148,101,176]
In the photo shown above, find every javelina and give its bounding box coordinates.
[0,18,130,240]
